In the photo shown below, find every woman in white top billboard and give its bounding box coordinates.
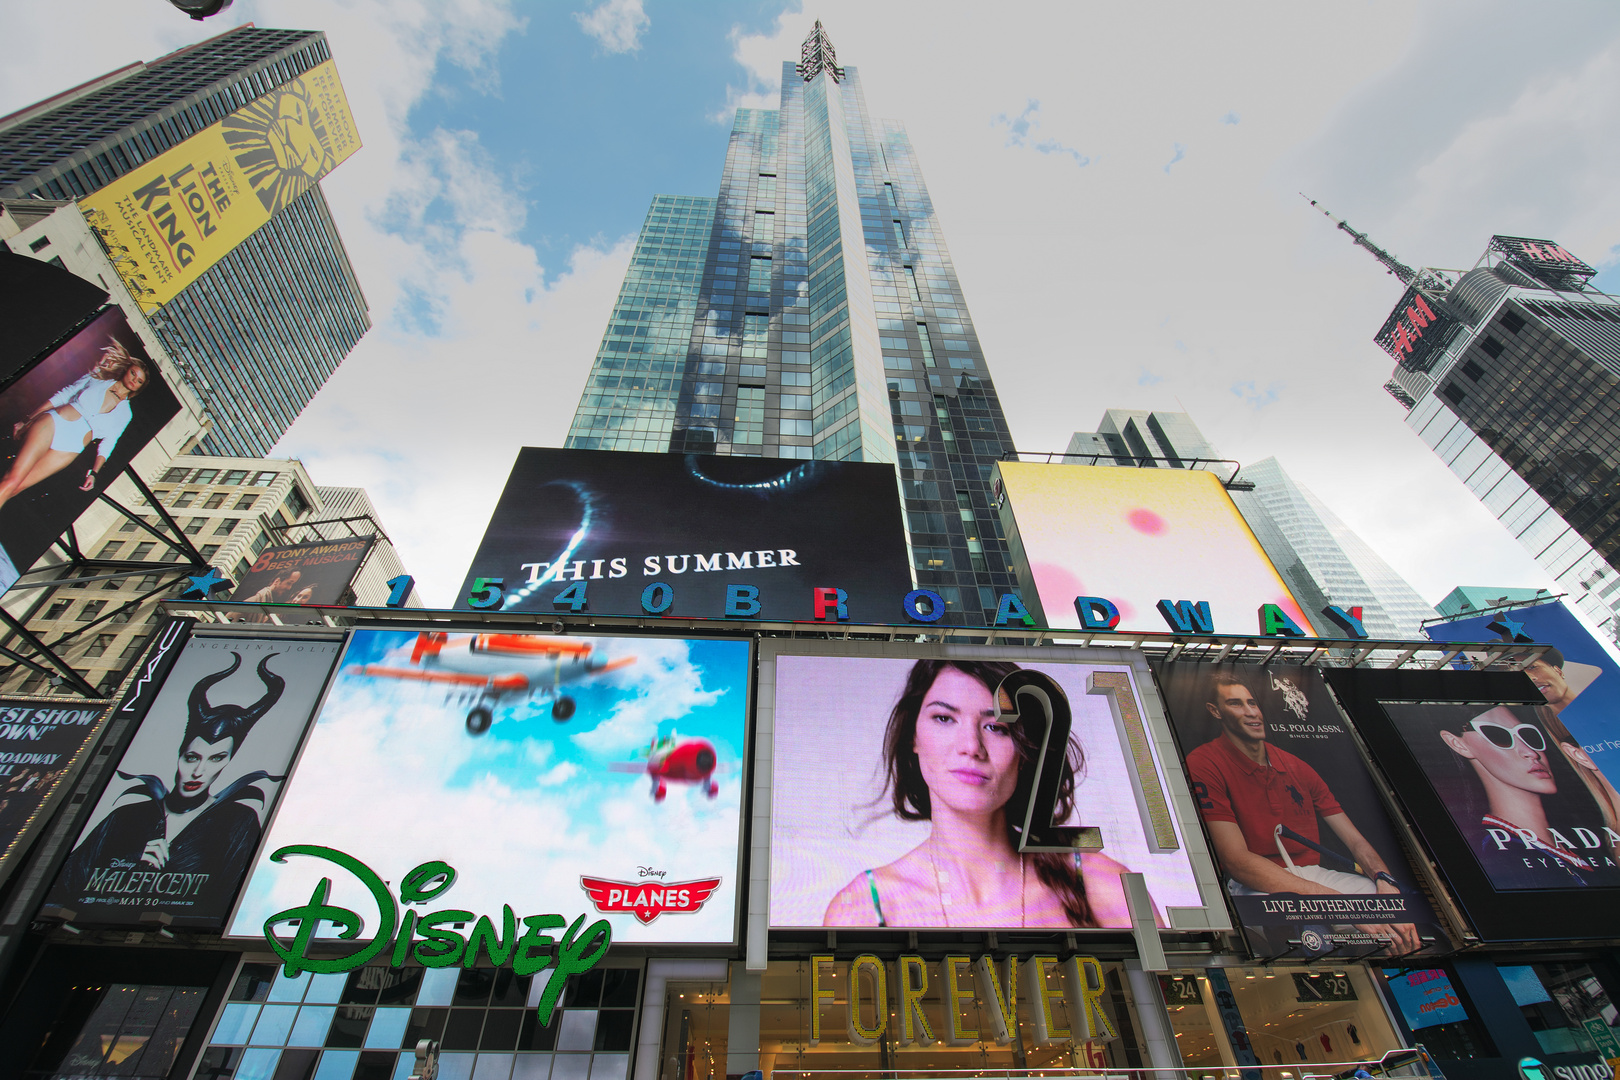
[0,339,148,512]
[823,659,1161,928]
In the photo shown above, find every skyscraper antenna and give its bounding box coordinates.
[1302,194,1417,286]
[797,21,845,83]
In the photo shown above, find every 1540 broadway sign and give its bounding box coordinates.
[263,845,610,1024]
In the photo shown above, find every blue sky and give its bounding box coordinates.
[4,1,1620,634]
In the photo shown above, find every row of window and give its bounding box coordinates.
[160,466,280,487]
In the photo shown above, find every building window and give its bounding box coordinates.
[84,634,116,658]
[236,494,259,510]
[171,491,196,509]
[130,543,155,560]
[285,486,310,518]
[222,470,248,486]
[184,518,205,535]
[250,535,269,557]
[121,634,149,659]
[1442,383,1467,406]
[269,510,289,529]
[97,542,123,559]
[214,519,240,536]
[161,467,189,483]
[1461,360,1485,382]
[192,469,219,485]
[199,545,220,560]
[203,492,227,509]
[1480,336,1504,359]
[77,601,105,621]
[120,516,145,533]
[44,601,71,620]
[251,471,277,486]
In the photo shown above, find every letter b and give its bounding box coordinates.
[726,584,761,618]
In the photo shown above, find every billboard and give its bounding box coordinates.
[457,448,913,621]
[228,536,374,617]
[1155,662,1445,958]
[769,651,1207,929]
[1374,284,1461,374]
[44,634,342,927]
[995,462,1315,636]
[1326,668,1620,941]
[79,59,360,312]
[0,701,108,882]
[0,307,181,596]
[1427,600,1620,815]
[228,629,750,944]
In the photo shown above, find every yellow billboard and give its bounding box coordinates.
[995,461,1316,636]
[79,59,360,312]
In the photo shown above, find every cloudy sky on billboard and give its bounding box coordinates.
[3,3,1618,608]
[229,630,749,944]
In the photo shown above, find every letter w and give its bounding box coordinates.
[1156,599,1213,634]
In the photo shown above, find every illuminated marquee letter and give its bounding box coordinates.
[809,954,835,1046]
[1065,955,1118,1041]
[641,582,674,615]
[813,587,849,621]
[994,592,1035,627]
[725,584,761,618]
[553,580,588,611]
[943,955,978,1045]
[1074,596,1120,631]
[1025,955,1072,1045]
[1156,599,1213,634]
[1259,604,1305,637]
[897,955,934,1046]
[974,954,1018,1045]
[903,589,946,623]
[1321,605,1368,639]
[847,954,888,1046]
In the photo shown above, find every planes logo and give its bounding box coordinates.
[580,876,723,924]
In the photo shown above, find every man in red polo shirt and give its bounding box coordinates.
[1187,674,1419,953]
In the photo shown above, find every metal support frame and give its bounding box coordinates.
[0,464,207,699]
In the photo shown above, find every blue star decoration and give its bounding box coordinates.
[1487,612,1533,642]
[180,567,232,600]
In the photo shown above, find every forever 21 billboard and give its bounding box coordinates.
[456,448,914,621]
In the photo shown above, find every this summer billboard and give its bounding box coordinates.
[79,59,360,312]
[228,629,750,944]
[995,463,1315,636]
[457,448,913,621]
[1427,600,1620,817]
[229,536,374,618]
[0,307,180,597]
[44,634,342,927]
[769,651,1207,929]
[1326,668,1620,942]
[1156,662,1445,958]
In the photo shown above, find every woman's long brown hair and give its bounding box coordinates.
[878,659,1095,926]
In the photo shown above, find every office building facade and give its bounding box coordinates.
[566,24,1018,624]
[1064,409,1436,639]
[1359,229,1620,642]
[0,24,370,458]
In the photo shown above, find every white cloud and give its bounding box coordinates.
[570,637,725,755]
[539,761,580,785]
[575,0,650,55]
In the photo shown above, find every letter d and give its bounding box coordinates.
[1074,596,1120,631]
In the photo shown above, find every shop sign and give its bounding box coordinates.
[1292,972,1357,1002]
[808,953,1116,1047]
[262,845,610,1024]
[1161,974,1203,1005]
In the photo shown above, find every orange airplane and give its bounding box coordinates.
[352,632,636,735]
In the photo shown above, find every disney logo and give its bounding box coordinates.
[637,866,666,879]
[263,844,611,1025]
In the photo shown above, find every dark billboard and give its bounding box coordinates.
[0,307,181,596]
[44,633,341,928]
[1325,668,1620,941]
[1374,284,1460,375]
[1155,662,1445,958]
[228,536,373,619]
[457,448,913,621]
[0,700,108,885]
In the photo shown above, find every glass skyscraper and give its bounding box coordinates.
[567,24,1018,624]
[0,25,369,457]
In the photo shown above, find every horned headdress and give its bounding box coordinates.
[184,653,284,749]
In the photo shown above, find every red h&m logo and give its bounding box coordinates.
[580,877,723,924]
[1390,292,1437,359]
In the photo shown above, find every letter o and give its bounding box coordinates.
[904,589,946,623]
[641,581,673,615]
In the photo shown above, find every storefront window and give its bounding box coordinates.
[1499,962,1620,1059]
[29,983,205,1079]
[669,956,1144,1080]
[196,963,641,1080]
[1163,967,1401,1070]
[1380,968,1494,1062]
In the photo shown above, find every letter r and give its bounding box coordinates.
[813,587,848,621]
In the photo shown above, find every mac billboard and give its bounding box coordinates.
[228,629,751,945]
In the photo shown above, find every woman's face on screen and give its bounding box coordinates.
[912,666,1020,817]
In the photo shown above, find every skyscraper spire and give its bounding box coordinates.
[796,20,844,83]
[1302,194,1417,286]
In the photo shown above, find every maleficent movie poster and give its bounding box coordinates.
[45,635,340,927]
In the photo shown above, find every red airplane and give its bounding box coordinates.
[352,632,636,735]
[609,733,720,801]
